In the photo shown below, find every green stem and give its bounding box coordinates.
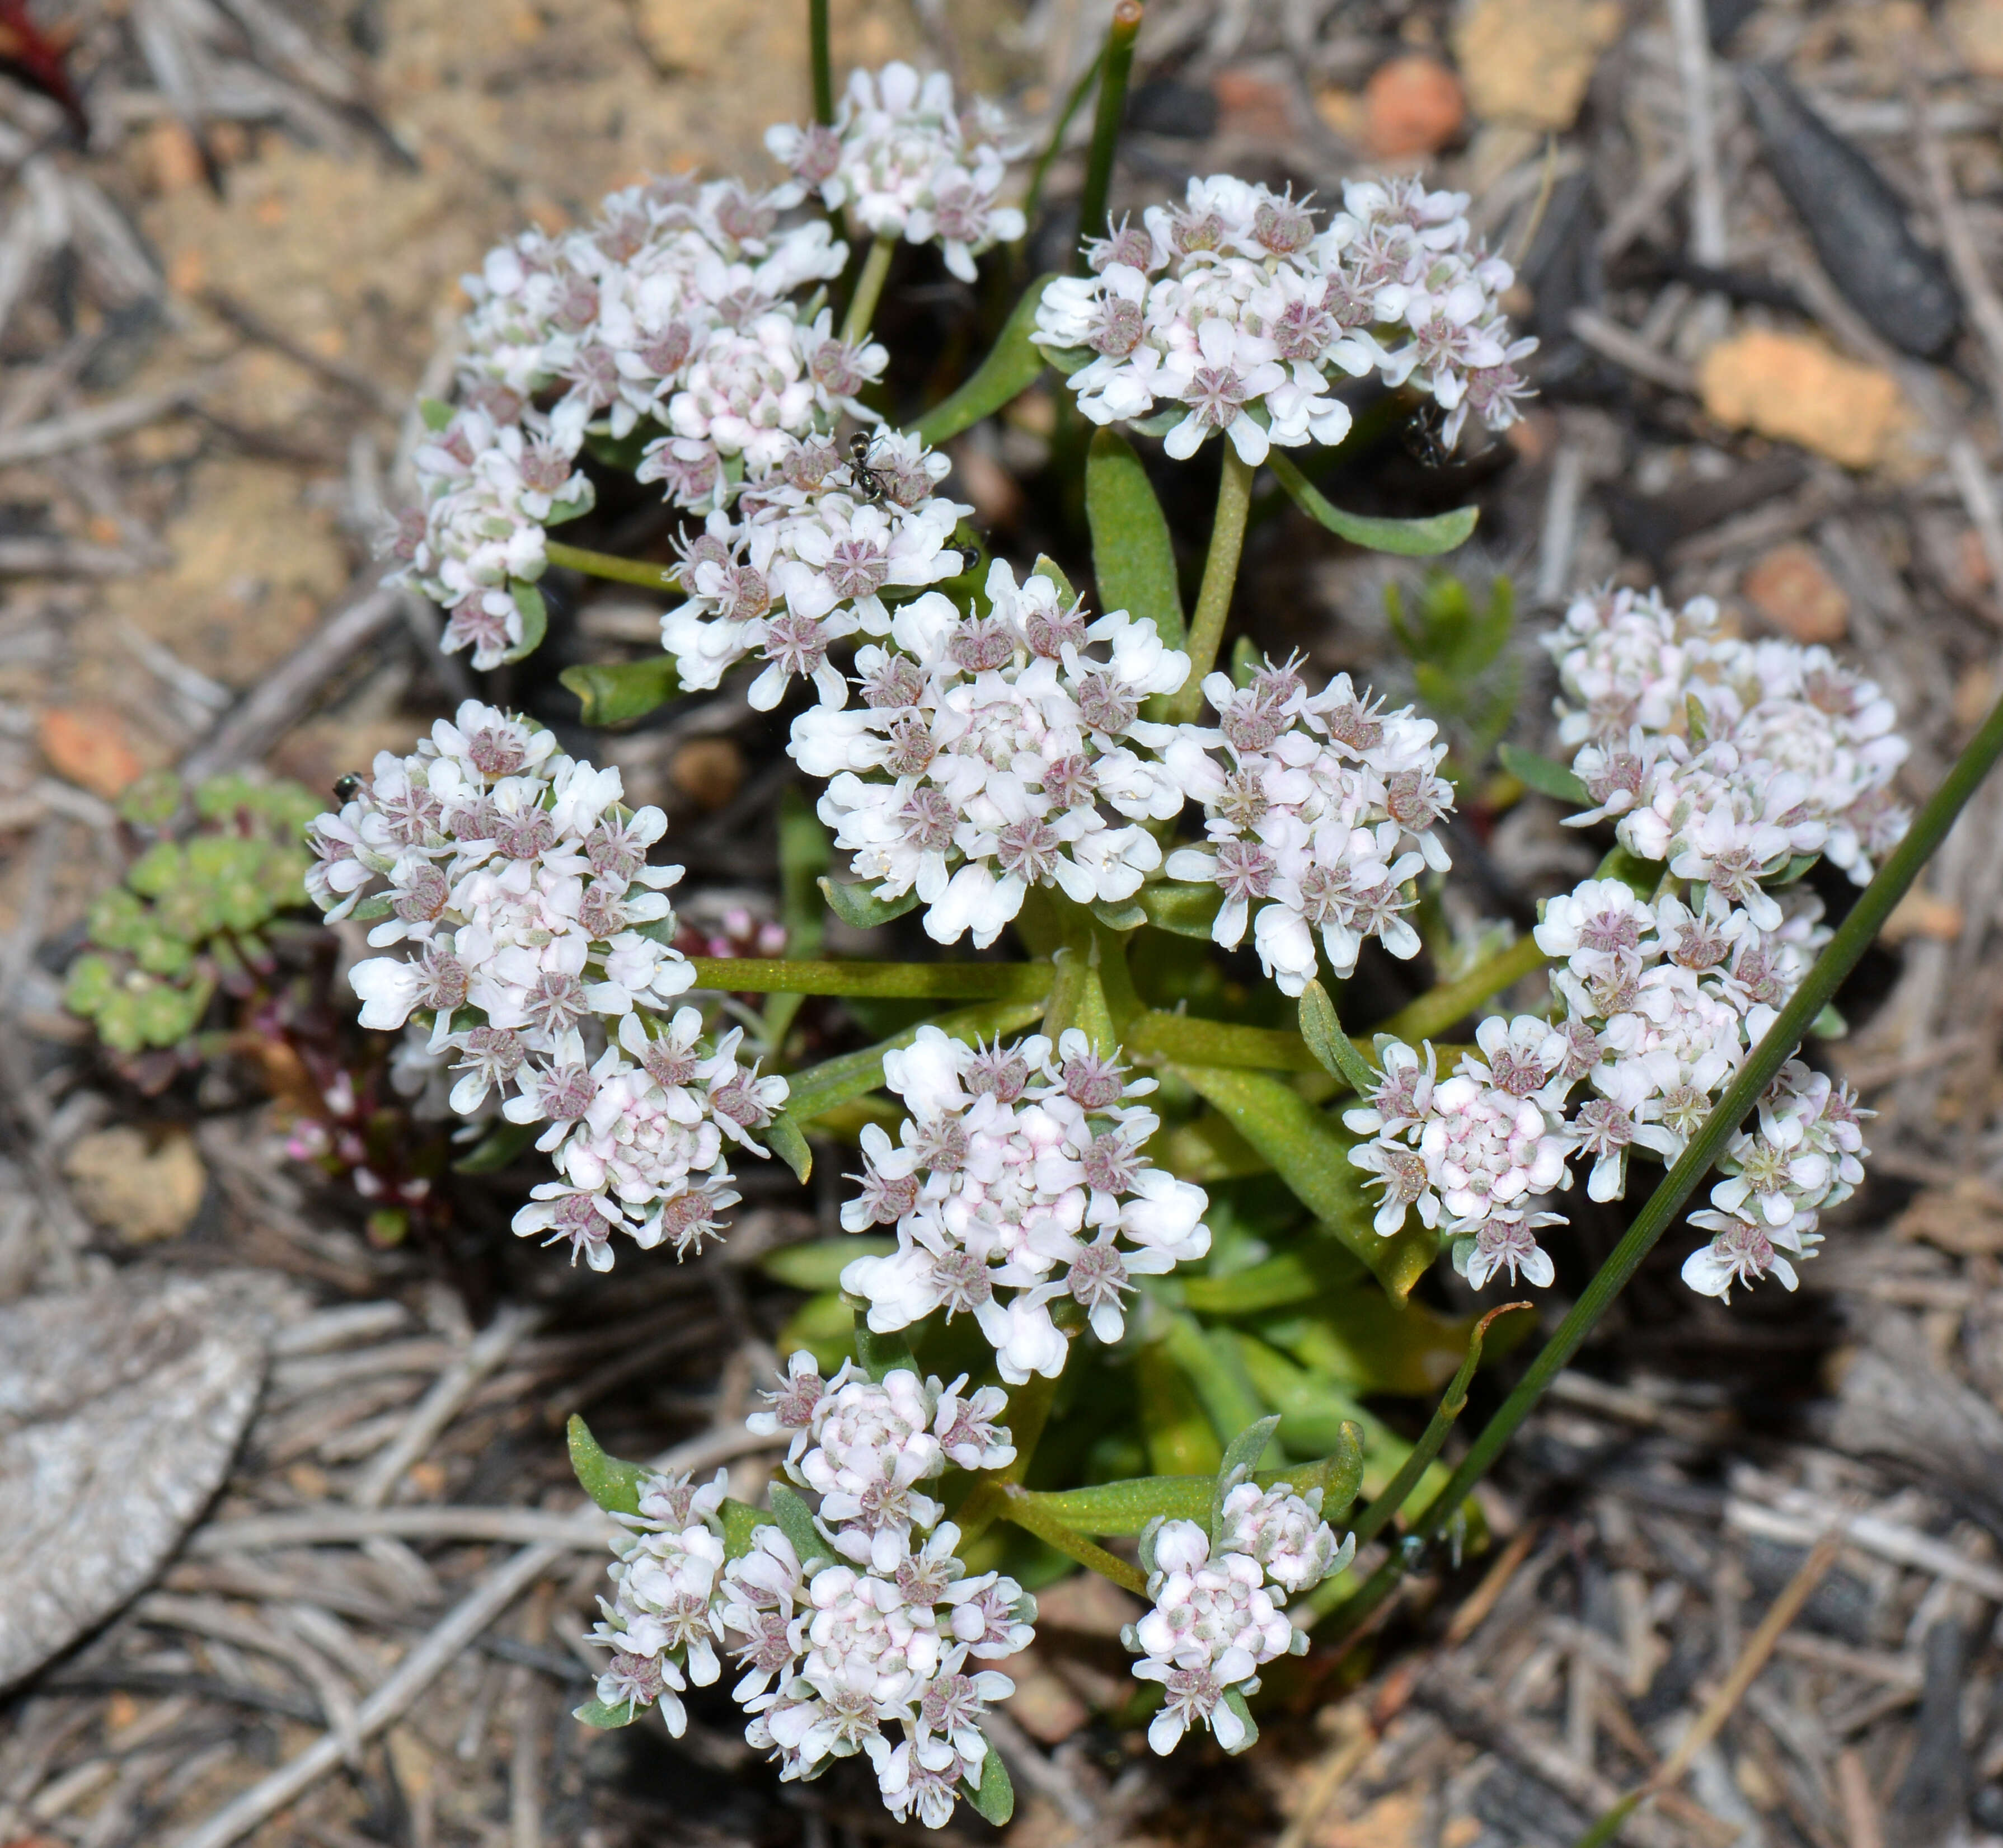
[998,1487,1148,1594]
[808,0,833,125]
[840,234,897,348]
[1165,448,1255,724]
[688,958,1052,1000]
[1326,682,2003,1642]
[1122,1010,1320,1073]
[543,541,677,592]
[1020,46,1104,245]
[1069,0,1143,274]
[1376,932,1549,1045]
[1346,1303,1531,1550]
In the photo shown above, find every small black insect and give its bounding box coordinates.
[333,773,364,802]
[846,431,902,508]
[950,541,983,575]
[1400,400,1452,470]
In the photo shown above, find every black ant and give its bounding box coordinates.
[845,431,982,573]
[1400,400,1453,470]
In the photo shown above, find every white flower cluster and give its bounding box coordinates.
[1034,174,1534,464]
[1347,871,1847,1296]
[1685,1058,1866,1302]
[770,62,1028,282]
[839,1026,1211,1382]
[304,700,785,1271]
[383,169,877,658]
[1126,1483,1350,1756]
[1164,656,1453,997]
[659,429,972,707]
[792,562,1190,948]
[593,1355,1035,1830]
[1549,585,1910,893]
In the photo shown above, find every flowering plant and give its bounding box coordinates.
[285,8,1997,1829]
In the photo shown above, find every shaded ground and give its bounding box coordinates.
[2,2,2003,1846]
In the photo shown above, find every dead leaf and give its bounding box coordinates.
[63,1126,208,1245]
[1741,541,1849,643]
[37,705,143,799]
[1697,330,1906,470]
[1454,0,1621,131]
[1364,54,1465,158]
[0,1270,293,1688]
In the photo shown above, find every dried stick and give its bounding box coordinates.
[180,580,401,778]
[171,1542,565,1848]
[1566,310,1698,394]
[1667,0,1727,268]
[0,379,208,469]
[352,1304,540,1509]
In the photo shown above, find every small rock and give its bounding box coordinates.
[1211,67,1297,141]
[670,737,744,811]
[1455,0,1621,131]
[1894,1175,2003,1255]
[63,1125,208,1245]
[0,1269,291,1688]
[146,120,207,194]
[1696,330,1906,470]
[1946,0,2003,77]
[37,705,144,800]
[1001,1649,1089,1743]
[1364,54,1465,158]
[1741,542,1849,644]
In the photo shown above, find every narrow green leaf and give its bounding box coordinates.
[720,1497,773,1560]
[1268,452,1479,557]
[1212,1413,1283,1538]
[1497,742,1590,806]
[1298,981,1378,1093]
[1134,882,1222,940]
[1220,1686,1260,1753]
[1091,895,1148,932]
[560,656,679,727]
[1268,1427,1366,1521]
[692,954,1050,1000]
[566,1414,650,1518]
[783,997,1048,1123]
[451,1117,539,1175]
[1137,1342,1223,1476]
[818,877,921,931]
[1030,554,1078,606]
[961,1741,1015,1825]
[777,788,832,961]
[853,1306,920,1381]
[572,1695,644,1729]
[758,1236,894,1289]
[1171,1063,1437,1299]
[349,893,394,923]
[1161,1311,1275,1461]
[768,1483,830,1572]
[1179,1244,1364,1314]
[1023,1475,1215,1535]
[1124,1010,1319,1072]
[504,580,548,663]
[1086,429,1184,647]
[764,1112,811,1182]
[914,279,1056,445]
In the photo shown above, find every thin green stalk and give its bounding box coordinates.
[1165,447,1255,723]
[688,958,1052,1000]
[998,1488,1148,1594]
[1019,45,1104,245]
[1376,932,1549,1045]
[839,234,897,347]
[1069,0,1143,273]
[543,540,677,592]
[1326,682,2003,1643]
[1346,1303,1530,1550]
[808,0,833,124]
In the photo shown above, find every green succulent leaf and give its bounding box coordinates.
[1086,428,1185,648]
[64,954,115,1017]
[768,1483,831,1573]
[503,581,548,664]
[1497,742,1590,806]
[451,1117,541,1175]
[1297,980,1378,1093]
[817,876,922,931]
[960,1739,1015,1825]
[720,1496,775,1561]
[758,1236,893,1289]
[560,656,681,726]
[572,1696,644,1729]
[1133,881,1223,940]
[419,397,455,431]
[1267,452,1479,557]
[1212,1413,1284,1537]
[1220,1686,1260,1753]
[566,1413,651,1518]
[914,276,1057,445]
[764,1111,813,1183]
[1030,554,1077,606]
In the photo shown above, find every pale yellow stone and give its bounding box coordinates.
[1454,0,1622,131]
[64,1127,207,1245]
[1696,329,1906,471]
